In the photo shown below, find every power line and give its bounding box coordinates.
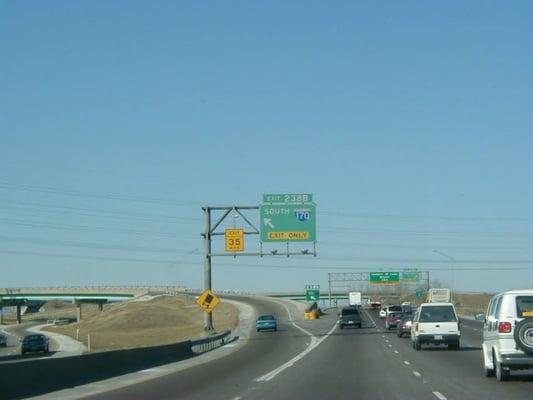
[0,235,195,254]
[320,241,533,250]
[0,218,195,239]
[3,248,532,267]
[321,210,533,222]
[0,201,200,222]
[0,182,202,207]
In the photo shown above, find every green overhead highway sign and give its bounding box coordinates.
[402,270,420,282]
[260,202,316,242]
[369,272,400,285]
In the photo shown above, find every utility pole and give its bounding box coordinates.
[203,207,213,332]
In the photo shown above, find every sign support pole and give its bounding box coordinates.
[203,207,214,332]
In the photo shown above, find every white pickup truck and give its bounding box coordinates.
[411,302,460,350]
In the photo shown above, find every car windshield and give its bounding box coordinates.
[516,296,533,318]
[259,315,274,321]
[388,306,402,312]
[419,306,457,323]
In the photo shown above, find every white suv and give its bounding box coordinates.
[477,289,533,381]
[411,302,460,350]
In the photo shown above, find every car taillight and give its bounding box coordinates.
[498,321,512,333]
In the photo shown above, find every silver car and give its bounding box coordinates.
[477,289,533,381]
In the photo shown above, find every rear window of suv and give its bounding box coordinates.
[418,306,457,323]
[516,296,533,318]
[342,308,359,315]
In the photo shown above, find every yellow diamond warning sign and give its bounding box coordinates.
[196,289,220,312]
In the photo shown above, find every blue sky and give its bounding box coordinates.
[1,1,532,294]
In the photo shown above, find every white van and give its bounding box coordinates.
[411,302,460,350]
[477,289,533,381]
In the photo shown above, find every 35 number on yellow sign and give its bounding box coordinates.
[225,228,244,252]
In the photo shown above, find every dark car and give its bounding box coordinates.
[21,334,49,355]
[385,312,403,330]
[256,315,277,332]
[0,334,7,347]
[339,306,362,329]
[397,314,413,337]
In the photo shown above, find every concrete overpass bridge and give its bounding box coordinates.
[0,286,185,324]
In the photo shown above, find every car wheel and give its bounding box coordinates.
[415,340,421,351]
[484,366,495,377]
[514,318,533,356]
[274,327,277,332]
[495,361,510,381]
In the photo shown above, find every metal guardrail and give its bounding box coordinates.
[190,330,232,354]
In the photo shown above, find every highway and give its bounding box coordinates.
[80,299,533,400]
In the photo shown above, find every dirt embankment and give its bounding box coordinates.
[42,295,238,351]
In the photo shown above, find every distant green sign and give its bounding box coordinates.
[416,289,425,299]
[402,270,420,283]
[306,289,320,301]
[369,272,400,285]
[263,193,313,204]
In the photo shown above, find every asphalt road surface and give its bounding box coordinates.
[0,322,59,363]
[83,303,533,400]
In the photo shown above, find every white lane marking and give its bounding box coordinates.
[394,350,399,354]
[404,361,410,365]
[231,397,242,400]
[139,368,162,373]
[276,301,314,337]
[388,344,392,348]
[382,335,386,338]
[385,339,389,343]
[255,322,337,382]
[473,328,479,331]
[254,300,336,382]
[361,308,377,328]
[413,371,421,377]
[433,392,447,400]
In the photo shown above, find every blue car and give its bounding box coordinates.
[256,315,277,332]
[21,334,49,355]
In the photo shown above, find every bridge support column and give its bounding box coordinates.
[0,306,3,325]
[98,303,103,312]
[16,305,22,324]
[76,302,82,323]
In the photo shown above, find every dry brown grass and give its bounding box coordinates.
[41,295,238,351]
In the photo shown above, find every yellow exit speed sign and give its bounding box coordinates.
[225,228,244,252]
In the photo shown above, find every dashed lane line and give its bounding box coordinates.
[403,361,410,365]
[433,392,447,400]
[413,371,421,377]
[394,350,399,354]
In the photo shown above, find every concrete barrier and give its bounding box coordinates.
[0,340,194,399]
